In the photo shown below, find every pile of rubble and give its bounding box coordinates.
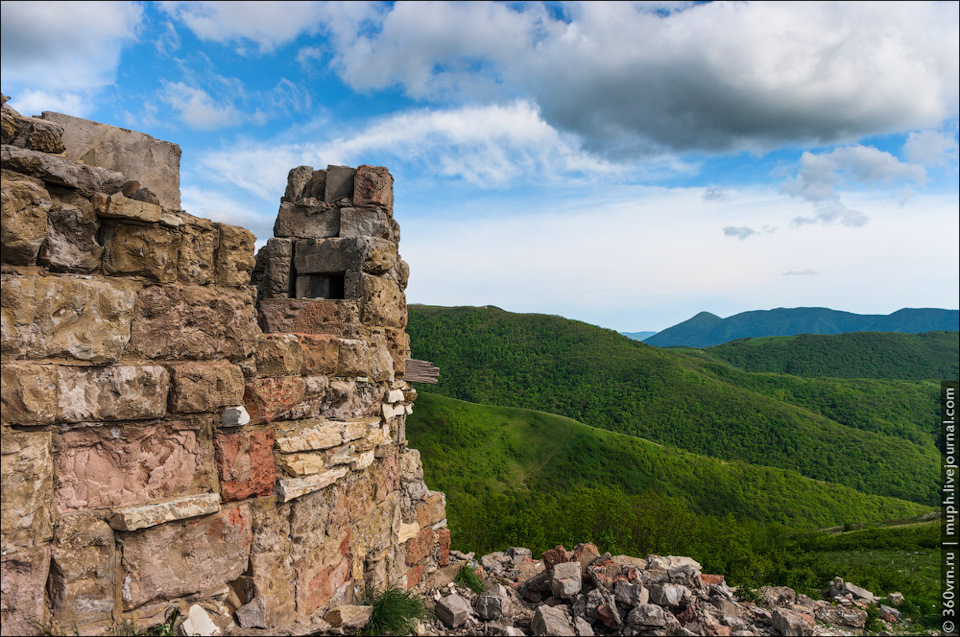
[399,544,909,636]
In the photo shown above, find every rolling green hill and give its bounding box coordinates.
[407,305,941,505]
[700,331,959,381]
[406,392,932,586]
[407,393,930,528]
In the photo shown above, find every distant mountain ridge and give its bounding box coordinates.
[621,330,657,341]
[644,307,960,348]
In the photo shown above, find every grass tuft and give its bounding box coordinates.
[454,563,485,594]
[364,587,430,636]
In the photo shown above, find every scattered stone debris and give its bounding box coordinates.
[409,544,912,636]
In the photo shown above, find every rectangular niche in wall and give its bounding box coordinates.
[295,273,345,299]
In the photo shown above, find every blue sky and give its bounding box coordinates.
[2,1,958,331]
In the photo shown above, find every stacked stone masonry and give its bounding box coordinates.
[0,96,448,636]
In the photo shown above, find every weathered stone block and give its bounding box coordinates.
[274,201,339,239]
[107,493,222,531]
[277,467,348,502]
[255,333,303,377]
[325,605,373,630]
[49,512,115,630]
[96,192,161,223]
[533,604,574,635]
[258,298,360,336]
[118,505,252,609]
[360,274,405,328]
[215,223,256,287]
[353,165,393,209]
[243,376,307,424]
[0,429,53,550]
[339,207,399,242]
[1,169,50,265]
[384,258,410,290]
[299,334,339,375]
[41,111,182,209]
[294,237,361,275]
[0,546,50,636]
[0,144,124,195]
[416,491,446,529]
[0,363,59,425]
[215,429,276,502]
[283,166,315,203]
[101,220,180,283]
[252,238,293,300]
[325,165,356,203]
[57,365,169,422]
[275,419,343,453]
[178,215,218,285]
[249,499,296,627]
[56,420,216,512]
[12,275,138,362]
[169,361,244,413]
[325,379,385,420]
[436,593,471,628]
[3,108,65,153]
[38,191,103,272]
[294,528,352,617]
[129,284,258,360]
[278,450,329,477]
[360,237,399,274]
[437,528,451,566]
[405,527,434,566]
[337,338,371,377]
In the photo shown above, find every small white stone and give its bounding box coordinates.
[404,404,413,415]
[221,405,250,427]
[387,389,405,403]
[181,604,221,636]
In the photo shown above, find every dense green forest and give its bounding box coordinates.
[407,305,941,505]
[405,393,939,621]
[700,331,959,380]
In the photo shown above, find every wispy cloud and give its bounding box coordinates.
[723,226,757,240]
[783,269,819,276]
[197,101,627,198]
[783,145,926,227]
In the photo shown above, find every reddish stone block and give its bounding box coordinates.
[0,546,50,635]
[56,421,215,513]
[299,334,338,375]
[294,529,352,617]
[701,574,725,586]
[541,545,570,572]
[437,528,451,567]
[416,491,446,529]
[119,505,252,609]
[405,564,424,590]
[243,377,306,424]
[353,165,393,209]
[215,430,276,501]
[405,527,434,566]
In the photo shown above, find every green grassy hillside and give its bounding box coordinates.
[701,331,959,380]
[407,393,929,528]
[407,305,941,505]
[406,393,933,594]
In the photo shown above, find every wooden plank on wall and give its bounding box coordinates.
[404,359,439,384]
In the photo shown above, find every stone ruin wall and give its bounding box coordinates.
[0,97,449,635]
